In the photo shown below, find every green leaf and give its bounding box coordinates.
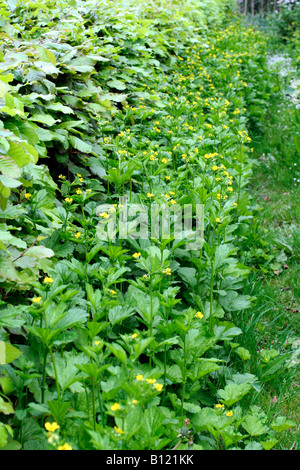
[261,439,278,450]
[25,246,55,259]
[219,291,251,311]
[7,142,32,167]
[191,359,221,379]
[0,425,8,448]
[244,441,263,450]
[166,364,182,383]
[0,341,22,365]
[107,79,126,91]
[177,267,197,287]
[235,347,251,361]
[0,376,14,395]
[0,174,21,188]
[0,155,21,178]
[115,405,141,440]
[36,46,57,65]
[69,135,92,153]
[260,349,280,363]
[108,306,135,326]
[217,383,252,407]
[106,343,127,365]
[0,397,14,415]
[46,102,74,114]
[29,114,58,126]
[191,407,229,433]
[242,415,268,436]
[47,400,70,424]
[270,416,296,433]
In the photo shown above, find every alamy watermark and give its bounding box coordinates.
[95,197,204,250]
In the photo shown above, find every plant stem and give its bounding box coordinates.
[209,261,214,333]
[181,333,187,417]
[149,272,153,369]
[91,377,96,431]
[41,349,48,403]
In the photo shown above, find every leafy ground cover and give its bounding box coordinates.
[0,0,298,450]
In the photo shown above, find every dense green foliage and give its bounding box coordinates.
[0,0,298,450]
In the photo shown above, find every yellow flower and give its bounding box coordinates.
[94,341,100,346]
[165,176,171,180]
[132,252,141,259]
[161,158,168,164]
[111,403,120,411]
[76,189,82,195]
[154,383,163,392]
[163,267,171,275]
[32,296,41,303]
[76,173,82,178]
[75,232,81,238]
[146,378,157,384]
[65,197,73,203]
[58,174,65,179]
[132,400,138,405]
[215,404,224,409]
[110,289,117,295]
[25,193,31,199]
[136,374,144,381]
[99,212,109,218]
[228,187,233,192]
[170,199,176,205]
[216,217,220,223]
[132,333,138,339]
[58,443,72,450]
[44,277,53,284]
[114,426,124,434]
[195,311,203,319]
[147,192,154,198]
[226,410,233,417]
[45,422,60,432]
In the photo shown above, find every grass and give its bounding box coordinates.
[238,80,300,449]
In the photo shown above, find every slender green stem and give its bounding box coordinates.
[209,262,214,333]
[85,386,90,421]
[97,384,105,426]
[149,272,153,369]
[41,349,48,404]
[91,378,96,431]
[181,333,187,417]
